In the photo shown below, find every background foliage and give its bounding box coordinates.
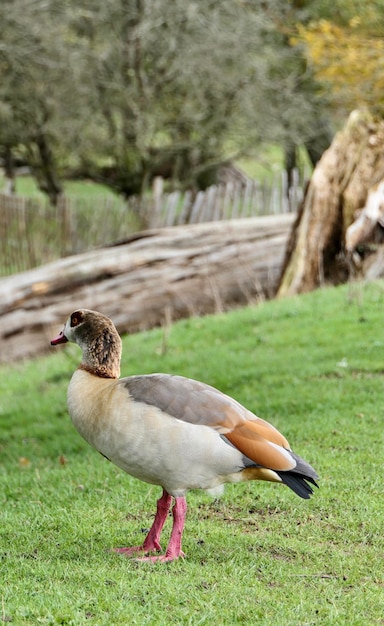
[0,0,329,201]
[293,2,384,119]
[0,0,382,202]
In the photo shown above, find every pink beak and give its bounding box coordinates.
[51,330,68,345]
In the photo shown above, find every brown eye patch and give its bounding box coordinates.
[70,311,84,327]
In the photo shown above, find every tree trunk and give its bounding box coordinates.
[2,145,16,194]
[278,110,384,297]
[34,131,63,205]
[0,214,294,364]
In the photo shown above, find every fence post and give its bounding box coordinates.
[151,176,164,228]
[58,195,72,256]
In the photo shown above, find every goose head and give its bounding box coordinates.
[51,309,122,379]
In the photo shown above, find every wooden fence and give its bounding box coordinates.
[0,172,304,276]
[148,170,303,227]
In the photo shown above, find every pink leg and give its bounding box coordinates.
[114,489,173,556]
[138,496,187,563]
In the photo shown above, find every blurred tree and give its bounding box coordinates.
[266,1,333,180]
[0,0,334,200]
[0,0,89,203]
[69,0,327,195]
[291,1,384,119]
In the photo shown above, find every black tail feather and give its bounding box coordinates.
[276,450,319,499]
[277,471,319,499]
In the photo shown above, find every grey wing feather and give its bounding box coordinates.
[120,373,246,430]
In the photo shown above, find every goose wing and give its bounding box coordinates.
[121,374,297,472]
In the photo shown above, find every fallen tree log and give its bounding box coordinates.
[0,214,294,363]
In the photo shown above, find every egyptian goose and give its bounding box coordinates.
[51,309,319,562]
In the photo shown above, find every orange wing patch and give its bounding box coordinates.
[246,417,290,448]
[222,405,290,445]
[225,422,296,471]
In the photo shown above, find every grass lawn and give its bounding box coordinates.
[237,145,311,182]
[0,145,308,198]
[1,281,384,625]
[0,172,117,199]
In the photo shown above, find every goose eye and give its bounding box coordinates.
[71,311,83,327]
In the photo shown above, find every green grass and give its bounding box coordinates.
[238,145,312,183]
[237,145,285,180]
[1,146,307,197]
[0,171,118,198]
[1,281,384,625]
